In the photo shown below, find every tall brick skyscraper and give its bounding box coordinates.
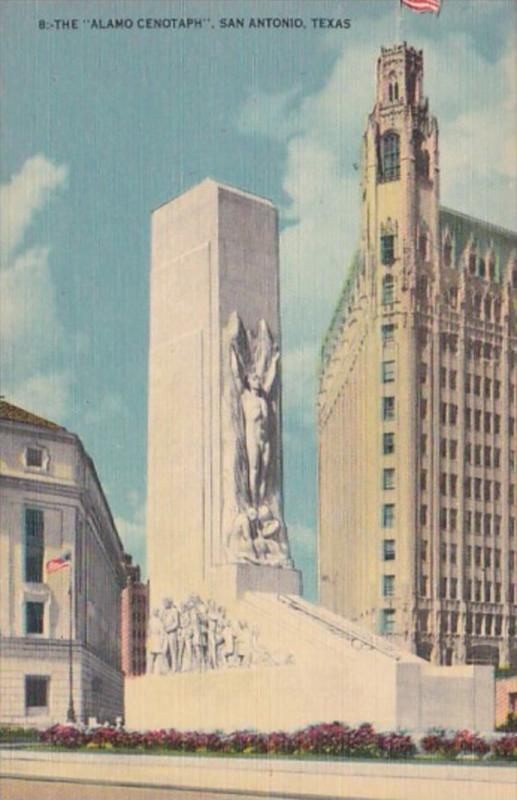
[318,43,517,667]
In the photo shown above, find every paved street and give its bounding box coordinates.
[1,777,357,800]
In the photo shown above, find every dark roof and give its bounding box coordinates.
[0,399,65,431]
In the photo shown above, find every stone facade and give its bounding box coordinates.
[318,44,517,667]
[0,400,125,726]
[121,554,148,676]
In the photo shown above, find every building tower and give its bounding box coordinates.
[318,44,517,667]
[121,554,149,677]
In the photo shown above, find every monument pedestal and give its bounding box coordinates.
[210,563,302,603]
[126,593,494,733]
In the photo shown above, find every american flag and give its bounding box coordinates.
[401,0,441,14]
[46,551,72,574]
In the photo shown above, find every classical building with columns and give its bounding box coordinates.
[318,43,517,667]
[0,400,126,725]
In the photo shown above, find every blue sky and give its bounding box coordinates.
[1,0,515,598]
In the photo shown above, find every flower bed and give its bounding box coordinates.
[36,723,517,761]
[40,722,414,758]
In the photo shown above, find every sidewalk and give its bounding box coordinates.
[1,748,515,800]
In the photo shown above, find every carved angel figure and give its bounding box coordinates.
[230,333,279,508]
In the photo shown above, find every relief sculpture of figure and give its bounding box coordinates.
[161,598,180,673]
[147,608,166,674]
[230,341,279,509]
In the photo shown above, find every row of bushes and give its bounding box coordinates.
[39,723,517,760]
[0,726,40,742]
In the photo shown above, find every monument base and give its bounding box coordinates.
[126,593,494,733]
[210,562,302,602]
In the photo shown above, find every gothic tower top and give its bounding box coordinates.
[376,43,425,110]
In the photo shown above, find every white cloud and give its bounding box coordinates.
[3,371,73,423]
[288,523,315,555]
[0,155,71,420]
[115,501,146,574]
[0,154,68,262]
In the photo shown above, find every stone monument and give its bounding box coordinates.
[126,179,493,734]
[147,179,301,609]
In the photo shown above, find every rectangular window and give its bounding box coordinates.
[420,469,427,491]
[465,511,472,533]
[383,432,395,454]
[440,366,447,389]
[26,602,44,634]
[494,380,501,400]
[383,575,395,597]
[383,539,395,560]
[485,378,491,398]
[421,540,428,561]
[383,468,395,490]
[382,609,396,635]
[420,505,428,526]
[382,504,395,528]
[484,446,492,467]
[25,508,44,583]
[449,404,458,425]
[382,396,395,421]
[382,324,395,344]
[465,374,471,393]
[474,478,482,500]
[475,512,482,534]
[450,474,457,498]
[419,576,428,596]
[494,414,501,434]
[450,370,457,391]
[474,375,481,396]
[440,402,447,425]
[465,443,471,463]
[421,434,427,455]
[450,440,458,460]
[25,676,48,712]
[26,447,43,467]
[450,543,457,564]
[474,410,481,432]
[465,407,471,429]
[382,360,395,383]
[380,235,395,265]
[484,412,491,434]
[475,546,482,567]
[450,578,458,599]
[474,444,482,466]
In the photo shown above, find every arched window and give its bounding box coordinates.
[382,274,395,305]
[484,296,492,320]
[468,252,476,275]
[488,255,496,281]
[494,300,502,323]
[417,276,428,303]
[419,233,428,261]
[478,258,486,279]
[443,237,452,268]
[394,82,399,101]
[381,132,400,182]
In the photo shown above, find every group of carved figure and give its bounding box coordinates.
[147,596,266,675]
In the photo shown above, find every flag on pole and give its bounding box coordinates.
[401,0,441,14]
[46,551,72,574]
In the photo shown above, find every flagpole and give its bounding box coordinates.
[66,561,76,723]
[396,0,403,45]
